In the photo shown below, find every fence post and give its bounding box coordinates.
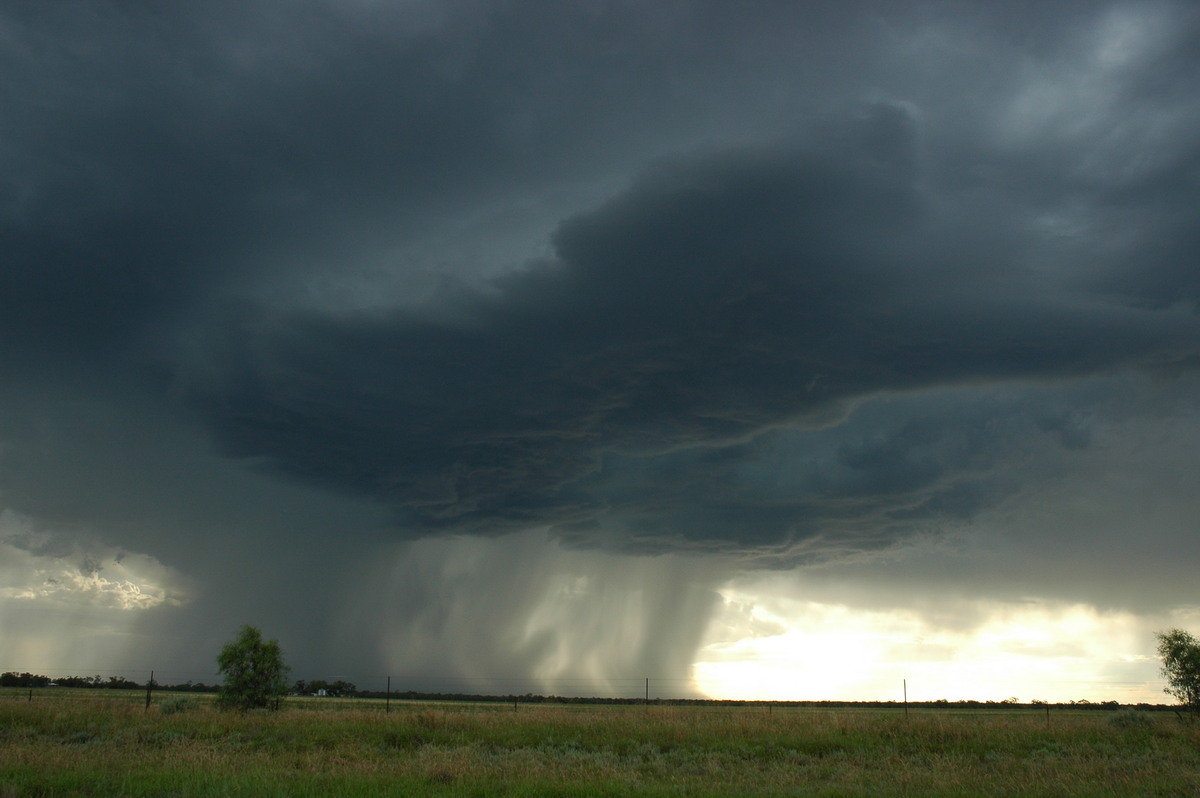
[386,676,391,715]
[145,670,154,710]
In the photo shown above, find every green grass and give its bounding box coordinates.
[1,692,1198,796]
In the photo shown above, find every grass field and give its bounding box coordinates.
[2,690,1198,796]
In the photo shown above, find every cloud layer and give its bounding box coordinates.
[181,112,1199,559]
[3,0,1200,689]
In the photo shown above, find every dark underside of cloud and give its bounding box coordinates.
[3,0,1200,569]
[182,111,1200,557]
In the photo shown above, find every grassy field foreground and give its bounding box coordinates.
[2,693,1199,796]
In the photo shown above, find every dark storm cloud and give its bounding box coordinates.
[2,0,504,368]
[181,109,1200,556]
[3,0,1200,666]
[2,0,870,365]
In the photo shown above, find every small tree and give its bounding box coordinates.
[216,625,291,711]
[1156,628,1200,712]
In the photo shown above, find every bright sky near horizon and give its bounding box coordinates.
[3,1,1200,704]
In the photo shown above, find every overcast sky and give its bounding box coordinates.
[3,0,1199,701]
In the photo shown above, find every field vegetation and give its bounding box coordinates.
[2,689,1198,796]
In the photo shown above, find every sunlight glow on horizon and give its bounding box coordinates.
[692,586,1174,704]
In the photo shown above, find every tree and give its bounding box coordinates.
[1156,628,1200,711]
[216,625,291,711]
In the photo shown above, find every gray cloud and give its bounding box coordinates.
[3,0,1200,687]
[180,120,1200,557]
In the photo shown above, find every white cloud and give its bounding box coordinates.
[0,510,188,611]
[3,567,173,611]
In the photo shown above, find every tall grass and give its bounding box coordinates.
[1,692,1198,796]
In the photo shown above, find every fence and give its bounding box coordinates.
[0,667,1171,710]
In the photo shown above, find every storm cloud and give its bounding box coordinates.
[182,115,1199,557]
[3,0,1200,694]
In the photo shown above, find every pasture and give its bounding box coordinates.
[1,690,1198,796]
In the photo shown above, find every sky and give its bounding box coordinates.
[3,0,1200,703]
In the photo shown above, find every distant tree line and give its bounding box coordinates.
[1,670,1177,710]
[1,670,355,697]
[0,672,218,692]
[293,679,357,697]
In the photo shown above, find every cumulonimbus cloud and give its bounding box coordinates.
[180,106,1200,559]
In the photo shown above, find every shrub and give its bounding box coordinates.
[159,696,199,715]
[1108,711,1153,730]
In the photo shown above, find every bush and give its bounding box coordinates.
[1108,711,1152,730]
[159,696,199,715]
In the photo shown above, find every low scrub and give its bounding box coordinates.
[1,693,1199,796]
[159,696,200,715]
